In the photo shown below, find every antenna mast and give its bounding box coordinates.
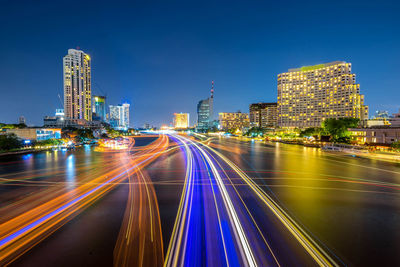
[211,80,214,98]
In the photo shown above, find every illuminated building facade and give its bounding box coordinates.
[219,112,250,131]
[4,128,61,141]
[389,109,400,127]
[63,49,92,121]
[350,127,400,144]
[174,113,189,129]
[277,61,368,128]
[249,103,277,128]
[93,95,106,122]
[197,82,214,131]
[109,103,130,130]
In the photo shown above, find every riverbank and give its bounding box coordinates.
[0,148,51,157]
[232,135,400,164]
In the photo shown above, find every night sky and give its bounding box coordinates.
[0,0,399,127]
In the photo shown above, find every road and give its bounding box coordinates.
[0,134,400,266]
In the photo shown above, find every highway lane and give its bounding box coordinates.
[166,134,339,266]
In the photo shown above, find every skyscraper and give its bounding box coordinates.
[196,81,214,131]
[93,95,106,122]
[174,113,190,129]
[63,49,92,121]
[277,61,368,128]
[109,103,130,130]
[249,103,277,128]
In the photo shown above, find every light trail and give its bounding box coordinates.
[0,135,169,266]
[190,140,257,266]
[165,134,257,266]
[206,144,339,267]
[166,134,340,266]
[113,157,164,266]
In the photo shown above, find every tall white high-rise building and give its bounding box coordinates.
[109,103,130,130]
[63,49,92,121]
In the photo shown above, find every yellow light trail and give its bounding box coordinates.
[206,144,339,267]
[0,135,168,266]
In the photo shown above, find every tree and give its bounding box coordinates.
[299,127,323,138]
[244,127,266,137]
[227,128,239,134]
[1,123,27,129]
[206,126,219,133]
[0,134,22,151]
[322,118,360,143]
[75,129,94,142]
[100,133,109,139]
[34,139,63,148]
[391,141,400,150]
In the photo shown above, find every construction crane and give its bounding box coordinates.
[58,94,64,109]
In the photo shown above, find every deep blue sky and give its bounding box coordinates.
[0,0,399,127]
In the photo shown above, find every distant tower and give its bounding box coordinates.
[18,116,26,125]
[209,80,214,121]
[196,81,214,132]
[211,80,214,98]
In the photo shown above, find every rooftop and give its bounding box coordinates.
[288,61,347,73]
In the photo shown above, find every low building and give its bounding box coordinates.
[249,103,277,128]
[5,128,61,141]
[219,112,250,131]
[174,113,190,129]
[361,119,391,128]
[389,109,400,127]
[350,127,400,144]
[44,117,101,129]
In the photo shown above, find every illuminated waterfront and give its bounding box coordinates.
[1,135,400,266]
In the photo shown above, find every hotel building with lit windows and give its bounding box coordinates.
[173,113,190,129]
[219,112,250,131]
[63,49,92,121]
[277,61,368,128]
[249,103,277,128]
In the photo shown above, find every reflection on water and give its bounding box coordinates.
[22,153,33,161]
[215,138,400,266]
[66,154,76,187]
[2,139,400,266]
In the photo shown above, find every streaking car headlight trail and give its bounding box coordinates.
[165,134,340,267]
[0,135,169,266]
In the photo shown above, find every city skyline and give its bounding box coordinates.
[1,1,400,127]
[2,2,400,266]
